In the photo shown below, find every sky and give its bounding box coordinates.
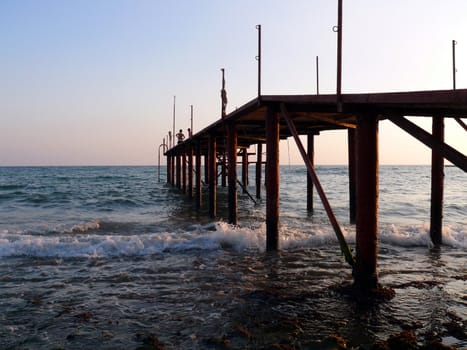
[1,0,466,166]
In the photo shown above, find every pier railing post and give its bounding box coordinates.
[265,106,280,251]
[430,116,444,245]
[354,113,379,289]
[227,121,238,224]
[208,134,217,219]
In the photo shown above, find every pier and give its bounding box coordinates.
[164,89,467,290]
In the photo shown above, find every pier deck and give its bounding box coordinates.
[167,89,467,154]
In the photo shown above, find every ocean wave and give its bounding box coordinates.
[0,222,465,259]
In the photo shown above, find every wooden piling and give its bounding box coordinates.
[256,143,263,199]
[348,128,356,223]
[307,132,315,213]
[204,155,209,184]
[208,134,217,219]
[221,153,227,187]
[182,151,187,194]
[430,116,444,246]
[354,114,379,289]
[242,148,248,193]
[167,156,172,185]
[187,145,193,199]
[195,141,202,209]
[227,122,238,224]
[176,154,181,189]
[265,107,280,251]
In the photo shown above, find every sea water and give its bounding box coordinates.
[0,165,465,349]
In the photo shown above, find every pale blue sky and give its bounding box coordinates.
[1,0,466,165]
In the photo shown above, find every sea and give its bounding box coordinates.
[0,165,465,349]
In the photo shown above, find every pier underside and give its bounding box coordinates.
[165,89,467,290]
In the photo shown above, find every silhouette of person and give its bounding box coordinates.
[176,129,185,144]
[187,128,192,138]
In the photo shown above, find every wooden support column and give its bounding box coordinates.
[348,128,357,223]
[266,107,280,251]
[430,116,444,246]
[187,145,193,199]
[170,154,175,185]
[195,142,202,209]
[176,154,181,189]
[307,132,315,213]
[227,122,238,224]
[221,153,227,187]
[354,114,379,289]
[242,148,248,193]
[256,143,263,199]
[208,134,217,219]
[182,150,187,194]
[167,156,172,185]
[204,155,209,184]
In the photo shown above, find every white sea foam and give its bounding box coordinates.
[0,221,465,258]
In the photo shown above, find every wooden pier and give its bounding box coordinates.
[165,89,467,290]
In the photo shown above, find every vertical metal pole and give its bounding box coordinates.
[190,105,193,134]
[256,143,263,199]
[173,96,176,147]
[256,24,262,97]
[452,40,457,90]
[221,69,227,118]
[430,116,444,245]
[316,56,320,95]
[227,122,238,224]
[354,114,379,289]
[307,132,315,212]
[265,107,280,251]
[336,0,343,112]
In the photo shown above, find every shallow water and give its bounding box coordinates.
[0,165,465,349]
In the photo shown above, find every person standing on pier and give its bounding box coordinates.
[176,129,185,144]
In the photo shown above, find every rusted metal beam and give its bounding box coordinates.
[265,107,280,251]
[354,113,379,289]
[208,134,217,219]
[307,132,314,213]
[389,116,467,172]
[455,117,467,131]
[281,103,355,267]
[348,128,356,223]
[256,143,263,199]
[430,116,444,245]
[227,122,238,224]
[195,141,202,209]
[187,145,193,199]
